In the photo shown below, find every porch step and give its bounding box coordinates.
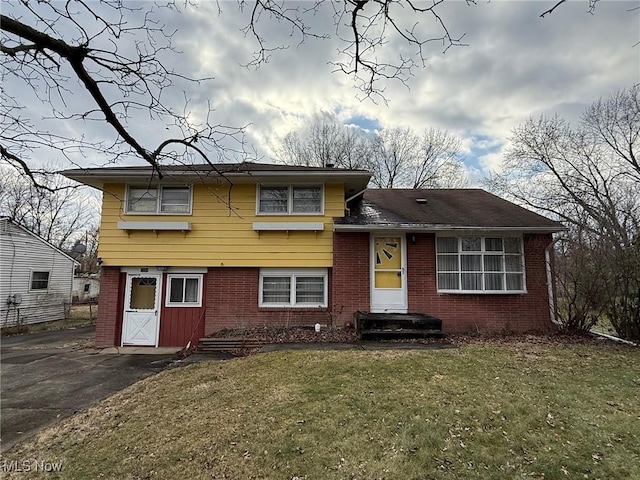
[197,337,264,352]
[355,312,443,340]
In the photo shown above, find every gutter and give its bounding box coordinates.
[334,224,565,234]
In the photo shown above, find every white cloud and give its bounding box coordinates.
[479,149,509,176]
[4,0,639,176]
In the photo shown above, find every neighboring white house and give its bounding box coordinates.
[72,274,100,303]
[0,217,77,327]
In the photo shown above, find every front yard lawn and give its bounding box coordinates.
[3,341,639,479]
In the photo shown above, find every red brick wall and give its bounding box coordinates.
[204,267,331,335]
[95,266,124,348]
[97,267,331,345]
[95,232,554,346]
[332,232,555,333]
[332,232,370,326]
[406,233,554,333]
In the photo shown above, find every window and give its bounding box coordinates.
[129,277,157,309]
[126,186,191,214]
[83,283,91,293]
[165,274,203,307]
[30,271,50,290]
[436,236,525,293]
[258,185,322,214]
[259,186,288,213]
[259,269,328,307]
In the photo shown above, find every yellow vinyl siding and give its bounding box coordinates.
[98,183,344,267]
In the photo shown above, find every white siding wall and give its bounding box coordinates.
[72,277,100,303]
[0,219,75,327]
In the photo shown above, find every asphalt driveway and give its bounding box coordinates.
[0,327,222,453]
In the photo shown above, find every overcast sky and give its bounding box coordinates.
[4,0,640,184]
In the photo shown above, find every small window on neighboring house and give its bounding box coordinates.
[126,186,191,214]
[165,275,203,307]
[83,283,90,293]
[259,269,328,307]
[258,185,323,214]
[30,271,50,290]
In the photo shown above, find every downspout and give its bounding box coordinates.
[344,188,368,215]
[545,235,564,326]
[345,188,368,205]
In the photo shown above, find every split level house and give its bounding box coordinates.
[62,163,565,348]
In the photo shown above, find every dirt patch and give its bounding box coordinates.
[447,331,602,347]
[212,325,359,344]
[208,326,606,354]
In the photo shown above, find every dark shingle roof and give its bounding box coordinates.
[337,189,564,232]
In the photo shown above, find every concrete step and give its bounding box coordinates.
[355,311,443,340]
[197,337,264,352]
[360,331,445,340]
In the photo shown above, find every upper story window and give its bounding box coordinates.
[126,186,191,214]
[258,185,323,215]
[436,236,525,293]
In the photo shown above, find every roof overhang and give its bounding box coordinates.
[60,167,372,196]
[333,224,566,234]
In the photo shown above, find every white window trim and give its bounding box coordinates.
[436,235,527,294]
[29,270,51,291]
[259,268,328,308]
[256,184,325,216]
[125,185,193,215]
[165,274,203,307]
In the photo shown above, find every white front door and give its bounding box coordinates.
[122,273,161,346]
[371,234,408,313]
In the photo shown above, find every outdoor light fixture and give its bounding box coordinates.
[156,266,170,272]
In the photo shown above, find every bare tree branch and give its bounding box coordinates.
[0,165,98,249]
[540,0,569,18]
[487,86,639,340]
[0,144,56,192]
[243,0,471,100]
[1,1,248,189]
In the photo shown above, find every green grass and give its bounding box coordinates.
[3,343,639,479]
[0,304,96,336]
